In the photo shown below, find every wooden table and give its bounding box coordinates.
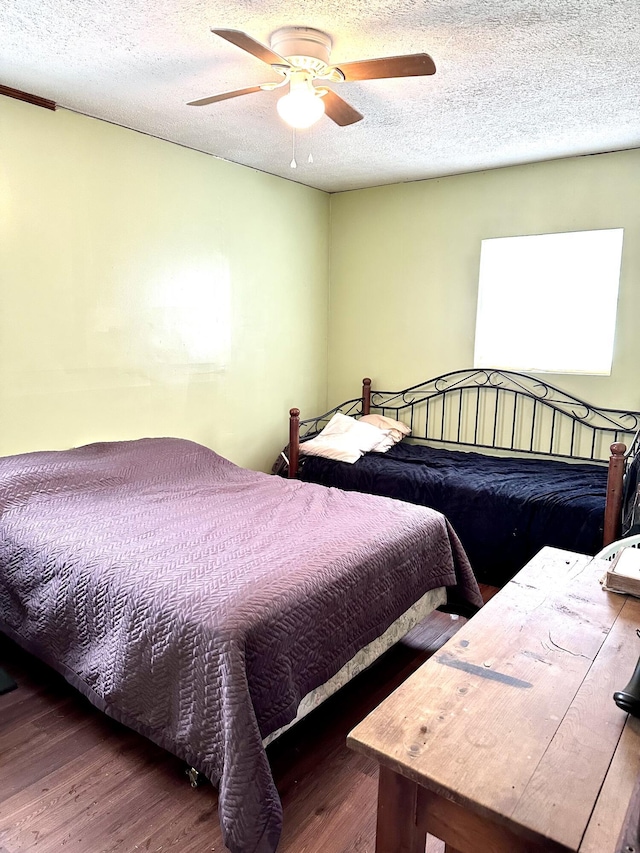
[348,547,640,853]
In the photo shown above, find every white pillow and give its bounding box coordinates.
[321,412,384,441]
[360,413,411,443]
[300,412,391,464]
[299,434,364,464]
[369,433,397,453]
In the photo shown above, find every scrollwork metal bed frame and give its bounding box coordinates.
[287,369,640,548]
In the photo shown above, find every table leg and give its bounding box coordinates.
[375,765,428,853]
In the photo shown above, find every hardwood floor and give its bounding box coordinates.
[0,586,497,853]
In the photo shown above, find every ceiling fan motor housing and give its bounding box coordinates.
[270,27,332,75]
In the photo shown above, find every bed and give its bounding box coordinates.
[286,369,640,586]
[0,437,481,853]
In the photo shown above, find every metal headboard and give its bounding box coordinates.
[370,369,640,462]
[289,369,640,543]
[367,369,640,464]
[298,397,364,441]
[296,369,640,465]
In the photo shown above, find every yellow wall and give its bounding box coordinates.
[4,95,639,470]
[329,150,640,411]
[0,97,330,471]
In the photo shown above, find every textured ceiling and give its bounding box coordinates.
[1,0,639,192]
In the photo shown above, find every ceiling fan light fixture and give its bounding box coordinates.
[270,27,332,73]
[276,73,325,129]
[277,90,325,129]
[193,27,435,132]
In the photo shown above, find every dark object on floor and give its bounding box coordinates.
[0,667,17,694]
[438,587,481,619]
[614,652,640,717]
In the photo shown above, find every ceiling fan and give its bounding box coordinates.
[188,27,436,129]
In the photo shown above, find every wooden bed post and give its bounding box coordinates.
[603,442,627,546]
[363,378,372,416]
[288,408,300,479]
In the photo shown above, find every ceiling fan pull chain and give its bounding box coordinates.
[290,128,297,168]
[308,127,313,164]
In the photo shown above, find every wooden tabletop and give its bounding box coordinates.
[348,547,640,853]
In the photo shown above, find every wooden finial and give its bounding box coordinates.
[288,408,300,478]
[603,441,628,546]
[362,378,372,416]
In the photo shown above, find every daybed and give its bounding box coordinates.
[0,437,481,853]
[286,369,640,586]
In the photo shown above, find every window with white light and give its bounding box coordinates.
[474,229,624,375]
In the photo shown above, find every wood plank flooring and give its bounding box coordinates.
[0,586,497,853]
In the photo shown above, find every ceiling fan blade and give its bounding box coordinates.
[334,53,436,82]
[211,29,291,68]
[187,86,264,106]
[321,89,364,126]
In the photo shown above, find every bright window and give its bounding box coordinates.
[474,229,624,375]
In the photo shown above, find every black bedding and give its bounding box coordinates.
[300,442,608,586]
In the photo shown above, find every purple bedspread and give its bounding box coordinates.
[0,438,480,852]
